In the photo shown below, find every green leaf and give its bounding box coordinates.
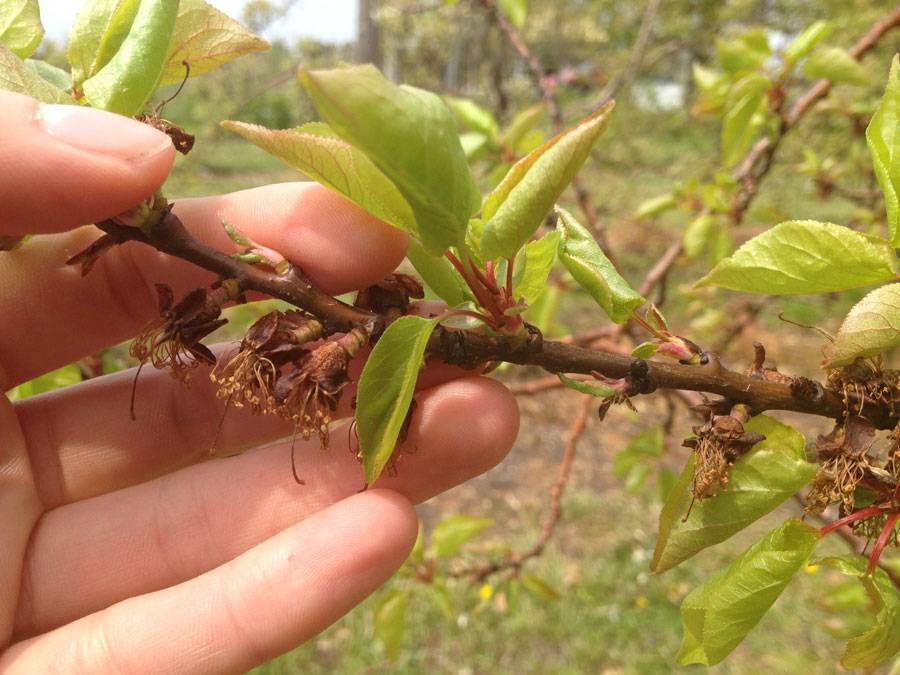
[356,316,438,484]
[0,46,74,102]
[445,95,499,140]
[8,363,83,401]
[0,0,42,59]
[524,283,561,336]
[682,213,714,259]
[479,102,615,260]
[867,55,900,246]
[497,0,527,29]
[405,239,469,307]
[221,120,417,237]
[802,47,869,86]
[460,131,490,160]
[512,231,559,304]
[677,518,820,666]
[373,590,406,662]
[67,0,140,90]
[631,341,658,359]
[82,0,180,115]
[299,65,480,255]
[715,35,768,74]
[783,20,833,66]
[159,0,268,85]
[521,573,560,602]
[825,283,900,367]
[816,556,900,669]
[557,373,615,397]
[24,59,70,91]
[427,515,493,559]
[634,193,676,219]
[652,416,816,574]
[555,207,645,323]
[721,91,763,166]
[696,220,897,295]
[499,103,543,151]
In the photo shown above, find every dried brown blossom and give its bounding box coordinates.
[683,412,765,500]
[805,416,876,515]
[355,273,424,319]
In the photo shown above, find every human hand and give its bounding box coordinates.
[0,93,519,673]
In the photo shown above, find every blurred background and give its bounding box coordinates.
[21,0,900,672]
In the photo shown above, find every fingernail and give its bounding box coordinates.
[37,104,172,162]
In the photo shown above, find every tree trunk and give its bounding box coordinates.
[356,0,381,67]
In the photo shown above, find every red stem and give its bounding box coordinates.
[868,511,900,575]
[819,503,892,537]
[505,256,515,303]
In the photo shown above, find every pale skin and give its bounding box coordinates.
[0,92,520,673]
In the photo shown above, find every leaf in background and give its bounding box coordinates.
[825,283,900,367]
[356,316,438,484]
[557,373,615,397]
[696,220,897,294]
[160,0,268,84]
[500,103,543,151]
[405,239,470,307]
[460,131,490,160]
[802,46,869,86]
[512,230,559,304]
[373,590,406,662]
[677,519,819,666]
[682,213,714,259]
[634,192,676,219]
[652,416,816,574]
[783,20,832,66]
[867,55,899,247]
[299,65,480,254]
[222,120,417,237]
[715,34,768,74]
[524,283,562,336]
[721,91,763,166]
[82,0,180,115]
[7,363,82,401]
[815,556,900,669]
[68,0,140,91]
[479,102,614,260]
[521,573,560,602]
[445,95,499,140]
[427,515,493,559]
[0,45,74,102]
[0,0,42,59]
[555,207,644,323]
[24,59,70,91]
[497,0,527,29]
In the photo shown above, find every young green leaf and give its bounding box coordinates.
[815,556,900,669]
[867,55,899,247]
[356,316,438,484]
[782,20,832,66]
[682,213,714,258]
[696,220,897,294]
[499,103,543,151]
[427,515,493,559]
[557,374,615,397]
[715,34,768,74]
[159,0,268,85]
[512,230,559,304]
[405,239,470,307]
[24,59,70,91]
[0,46,74,102]
[802,46,869,86]
[221,120,417,237]
[82,0,180,115]
[460,131,490,160]
[299,65,480,255]
[0,0,42,59]
[677,519,820,666]
[555,207,645,323]
[497,0,527,29]
[634,192,676,219]
[520,573,560,602]
[721,91,763,166]
[373,590,406,662]
[825,283,900,367]
[479,102,614,260]
[652,416,816,574]
[68,0,140,90]
[444,95,499,140]
[524,283,562,336]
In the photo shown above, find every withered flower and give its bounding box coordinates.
[355,273,424,318]
[131,280,241,381]
[273,328,368,447]
[806,416,876,515]
[212,310,323,412]
[683,412,765,500]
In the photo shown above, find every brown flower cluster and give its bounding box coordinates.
[683,410,765,500]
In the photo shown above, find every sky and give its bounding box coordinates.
[39,0,357,46]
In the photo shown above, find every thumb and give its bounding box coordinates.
[0,92,175,236]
